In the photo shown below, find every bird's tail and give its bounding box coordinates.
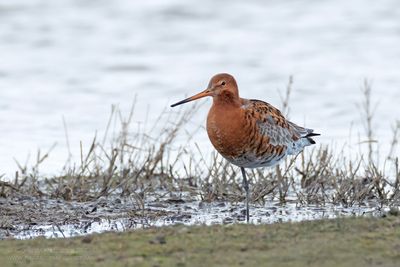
[303,132,320,145]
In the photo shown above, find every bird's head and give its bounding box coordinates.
[171,73,239,107]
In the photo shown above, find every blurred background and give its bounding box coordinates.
[0,0,399,176]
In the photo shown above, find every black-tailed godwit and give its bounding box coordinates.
[171,73,320,222]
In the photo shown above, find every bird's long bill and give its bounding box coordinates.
[170,89,211,107]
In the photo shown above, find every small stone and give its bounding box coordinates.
[166,198,185,204]
[62,186,72,201]
[240,246,248,252]
[149,235,166,245]
[177,227,189,234]
[388,207,400,216]
[223,217,234,224]
[81,235,93,244]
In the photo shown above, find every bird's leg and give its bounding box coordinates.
[240,167,250,223]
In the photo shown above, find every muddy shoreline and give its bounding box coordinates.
[0,191,384,239]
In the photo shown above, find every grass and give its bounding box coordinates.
[0,80,398,207]
[1,215,399,267]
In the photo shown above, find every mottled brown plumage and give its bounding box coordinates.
[171,73,320,222]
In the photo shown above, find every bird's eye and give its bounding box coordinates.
[221,81,226,86]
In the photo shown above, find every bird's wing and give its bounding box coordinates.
[242,99,316,147]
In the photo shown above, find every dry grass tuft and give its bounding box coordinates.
[1,81,399,212]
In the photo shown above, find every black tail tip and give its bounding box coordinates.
[306,132,321,137]
[307,137,316,144]
[305,132,320,145]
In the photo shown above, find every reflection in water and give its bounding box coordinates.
[12,199,381,240]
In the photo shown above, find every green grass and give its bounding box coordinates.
[1,216,400,267]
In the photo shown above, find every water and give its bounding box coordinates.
[4,194,381,240]
[0,0,399,177]
[14,204,380,239]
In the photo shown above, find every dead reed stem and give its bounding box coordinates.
[0,82,398,210]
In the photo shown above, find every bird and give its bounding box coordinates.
[171,73,319,222]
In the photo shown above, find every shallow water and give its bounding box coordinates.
[0,0,399,176]
[4,195,381,240]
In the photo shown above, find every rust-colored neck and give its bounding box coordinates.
[212,89,241,108]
